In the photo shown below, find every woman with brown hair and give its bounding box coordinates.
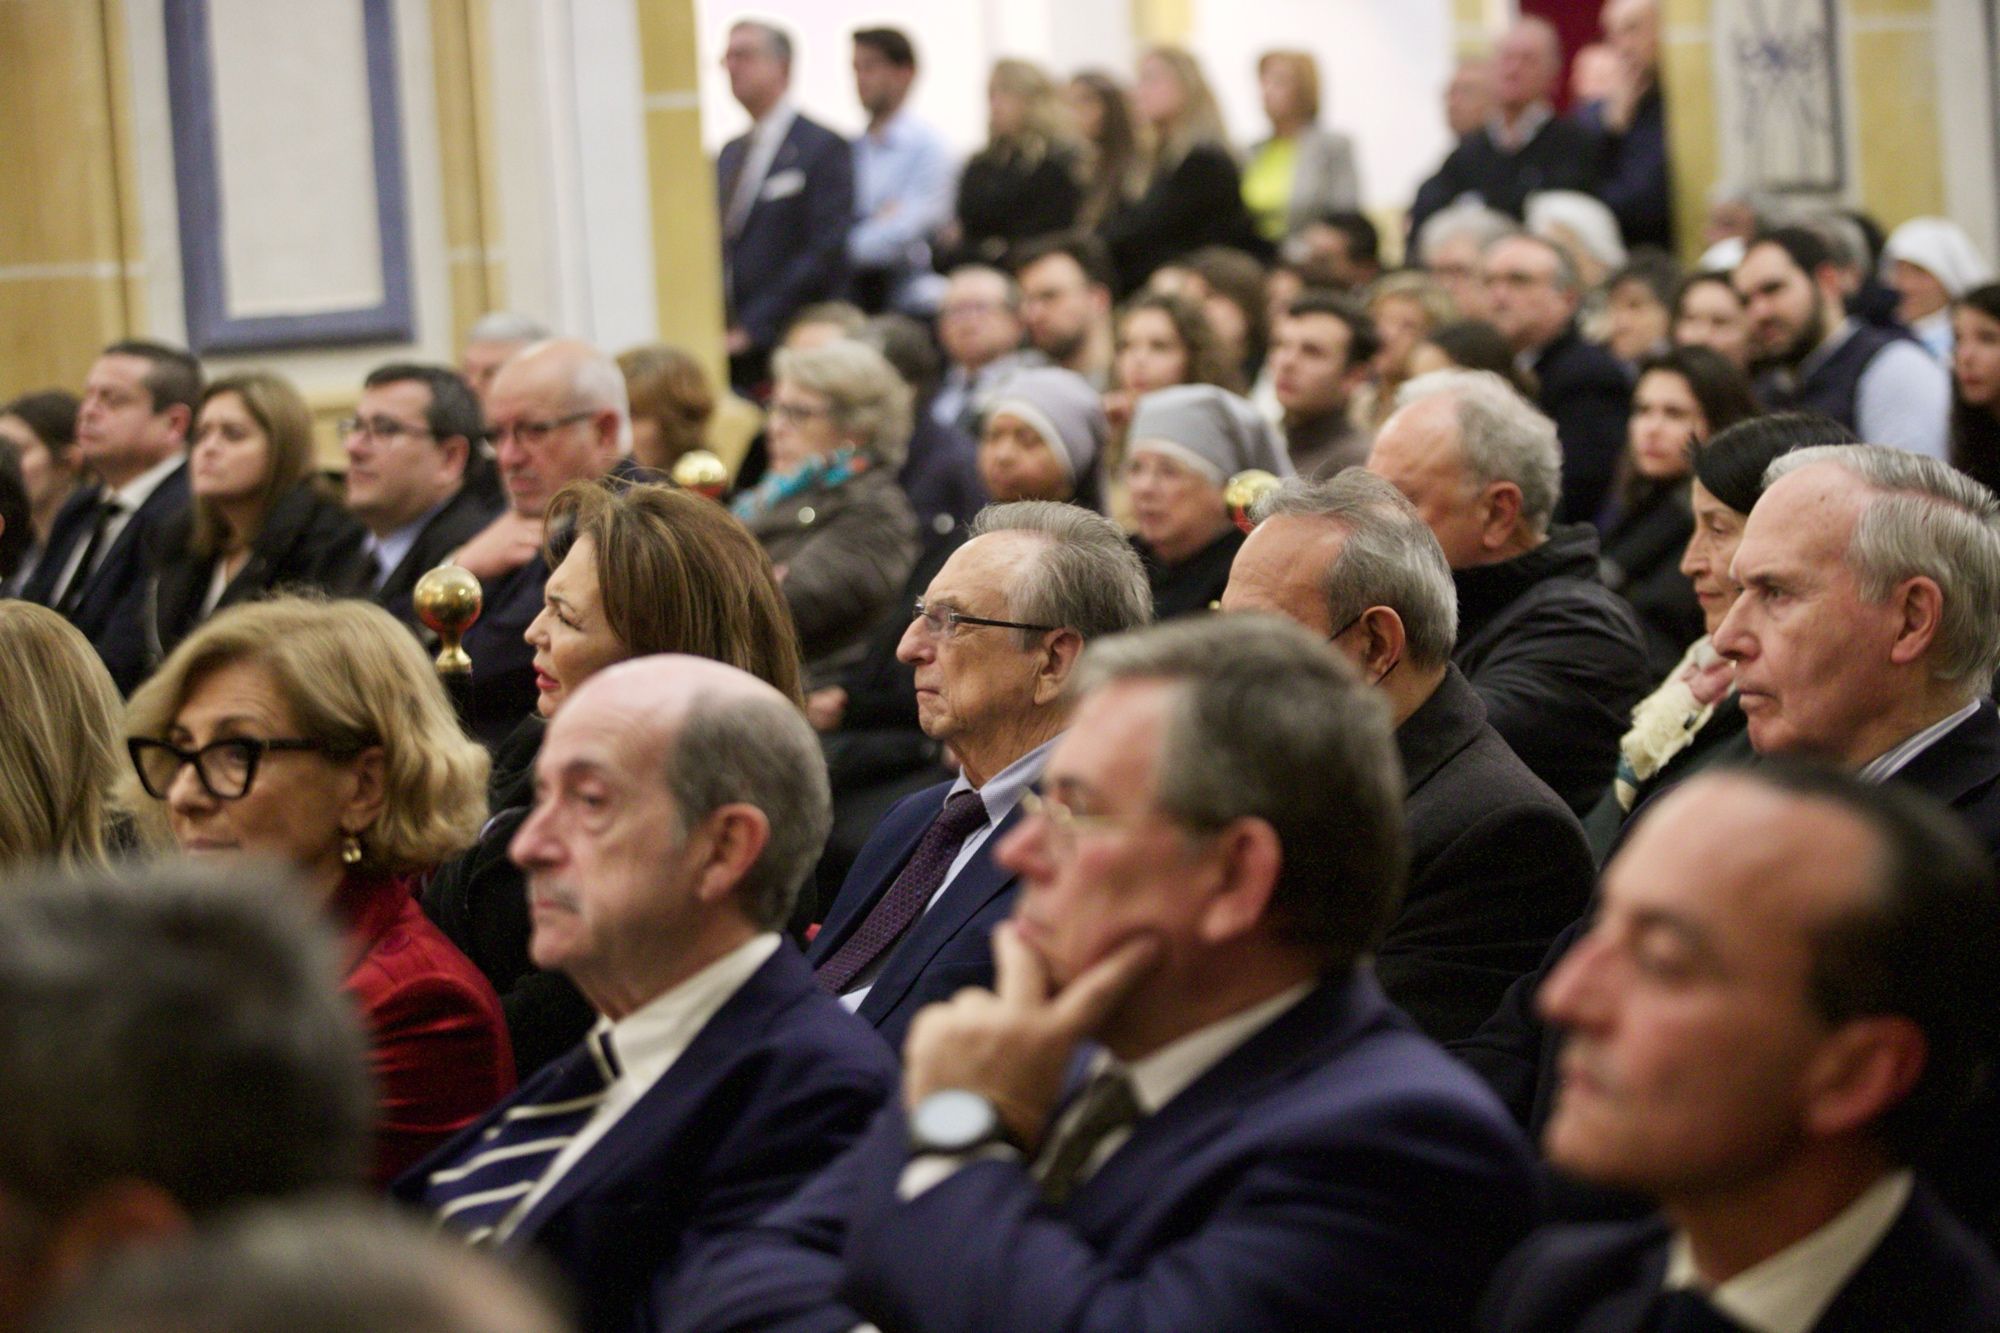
[424,477,803,1076]
[1066,69,1149,232]
[937,58,1082,272]
[1098,47,1261,296]
[0,390,83,595]
[0,602,131,872]
[146,372,367,665]
[616,344,716,472]
[124,597,511,1183]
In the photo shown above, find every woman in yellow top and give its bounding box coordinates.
[1242,50,1362,245]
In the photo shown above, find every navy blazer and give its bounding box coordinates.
[370,484,503,633]
[1479,1182,2000,1331]
[660,970,1539,1333]
[1532,325,1633,528]
[1455,699,2000,1245]
[807,780,1024,1052]
[718,113,854,352]
[393,944,895,1333]
[25,462,190,692]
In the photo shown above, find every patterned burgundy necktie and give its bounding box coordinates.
[816,790,989,994]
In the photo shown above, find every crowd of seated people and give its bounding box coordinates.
[9,1,2000,1329]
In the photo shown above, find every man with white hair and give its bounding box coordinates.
[460,312,549,413]
[1415,203,1517,321]
[451,338,636,748]
[1408,17,1602,239]
[1367,369,1650,815]
[1483,232,1633,524]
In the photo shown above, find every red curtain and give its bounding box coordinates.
[1518,0,1605,113]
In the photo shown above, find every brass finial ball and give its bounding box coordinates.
[1225,469,1283,534]
[671,449,730,501]
[413,562,483,676]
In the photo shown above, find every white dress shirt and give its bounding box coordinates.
[1663,1171,1912,1333]
[504,933,782,1232]
[725,98,798,236]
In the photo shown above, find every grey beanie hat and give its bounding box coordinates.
[983,368,1109,484]
[1128,384,1295,484]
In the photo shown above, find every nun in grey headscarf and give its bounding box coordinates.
[1123,384,1295,620]
[1884,218,1996,362]
[977,368,1109,510]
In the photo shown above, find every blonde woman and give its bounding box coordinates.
[939,59,1082,271]
[146,371,367,665]
[1100,47,1261,295]
[1243,50,1362,243]
[1067,69,1150,231]
[0,602,130,872]
[124,597,513,1182]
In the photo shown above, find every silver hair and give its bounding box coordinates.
[1072,615,1407,965]
[1251,472,1460,668]
[946,264,1022,313]
[665,690,832,930]
[0,864,373,1221]
[968,501,1153,645]
[464,311,549,346]
[1765,445,2000,690]
[1489,228,1584,296]
[1802,210,1871,272]
[546,342,634,457]
[1395,369,1565,534]
[771,340,913,468]
[1415,204,1520,268]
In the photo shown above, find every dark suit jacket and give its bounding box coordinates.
[394,944,896,1333]
[369,484,502,632]
[1455,700,2000,1245]
[1408,114,1604,238]
[1532,325,1633,528]
[459,552,547,751]
[25,462,190,692]
[806,780,1026,1052]
[1479,1183,2000,1332]
[1381,666,1595,1043]
[145,479,369,668]
[1452,523,1652,818]
[719,113,854,353]
[660,971,1538,1333]
[1598,481,1703,681]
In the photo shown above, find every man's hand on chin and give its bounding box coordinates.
[900,924,1162,1154]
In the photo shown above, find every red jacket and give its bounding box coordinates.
[336,870,515,1184]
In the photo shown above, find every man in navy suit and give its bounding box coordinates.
[396,655,897,1333]
[664,615,1538,1332]
[717,21,853,393]
[448,338,629,749]
[1480,765,2000,1331]
[808,501,1152,1051]
[25,340,200,691]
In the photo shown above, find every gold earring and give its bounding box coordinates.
[340,834,363,865]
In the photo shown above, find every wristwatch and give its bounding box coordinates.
[908,1089,1013,1156]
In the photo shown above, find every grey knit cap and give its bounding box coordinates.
[983,368,1109,485]
[1128,384,1295,484]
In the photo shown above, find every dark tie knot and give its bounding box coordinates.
[938,789,989,839]
[1652,1287,1746,1333]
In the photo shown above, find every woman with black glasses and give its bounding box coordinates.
[124,596,513,1185]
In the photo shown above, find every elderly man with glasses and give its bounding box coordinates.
[806,500,1152,1050]
[445,338,638,750]
[341,363,501,634]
